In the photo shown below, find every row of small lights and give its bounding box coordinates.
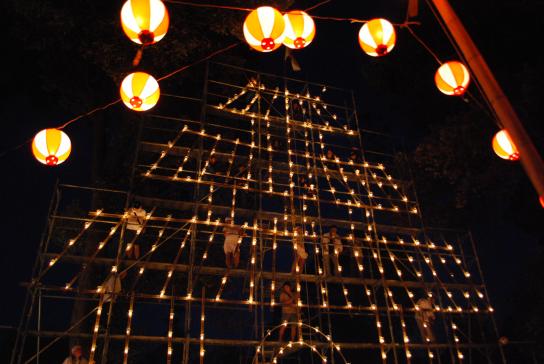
[143,84,404,208]
[141,125,418,214]
[217,85,355,137]
[63,209,465,256]
[51,210,471,276]
[47,206,492,361]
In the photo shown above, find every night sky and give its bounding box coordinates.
[2,0,544,361]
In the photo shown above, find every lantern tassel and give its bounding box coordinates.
[284,48,301,72]
[407,0,419,19]
[132,47,144,67]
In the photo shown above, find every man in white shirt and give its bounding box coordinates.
[62,345,89,364]
[125,201,146,259]
[223,217,244,268]
[102,270,126,303]
[322,225,343,276]
[415,296,436,342]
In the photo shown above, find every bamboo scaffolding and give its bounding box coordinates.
[13,63,504,364]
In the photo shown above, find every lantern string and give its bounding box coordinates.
[404,25,442,65]
[158,42,239,81]
[132,46,145,67]
[423,0,464,63]
[0,138,33,158]
[305,0,332,13]
[57,99,122,130]
[163,0,253,12]
[163,0,418,26]
[1,43,241,159]
[311,15,368,23]
[7,2,498,159]
[311,16,420,26]
[164,0,332,13]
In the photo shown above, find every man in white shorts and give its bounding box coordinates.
[415,296,436,342]
[322,225,343,276]
[291,226,308,274]
[223,217,244,268]
[278,282,299,342]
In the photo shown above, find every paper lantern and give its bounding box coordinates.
[492,129,519,161]
[282,10,315,49]
[121,0,169,45]
[435,61,471,96]
[32,129,71,166]
[120,72,160,111]
[358,18,396,57]
[539,196,544,208]
[243,6,286,52]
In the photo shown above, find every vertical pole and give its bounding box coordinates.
[430,0,544,203]
[467,231,507,364]
[199,287,206,364]
[352,90,398,364]
[184,61,210,364]
[100,293,115,364]
[36,289,41,364]
[122,294,135,364]
[256,71,266,360]
[13,182,60,364]
[307,85,329,345]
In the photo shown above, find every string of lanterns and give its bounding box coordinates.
[31,0,521,174]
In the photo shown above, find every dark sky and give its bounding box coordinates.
[2,0,543,353]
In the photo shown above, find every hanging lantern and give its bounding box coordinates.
[120,72,160,111]
[121,0,169,45]
[435,61,471,96]
[282,10,316,49]
[358,18,396,57]
[243,6,286,52]
[32,129,71,166]
[539,196,544,208]
[492,129,519,161]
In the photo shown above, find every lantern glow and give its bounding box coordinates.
[358,18,396,57]
[492,129,519,161]
[120,72,160,111]
[282,10,315,49]
[32,129,71,166]
[435,61,471,96]
[243,7,286,52]
[121,0,169,45]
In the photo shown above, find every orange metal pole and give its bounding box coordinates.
[431,0,544,205]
